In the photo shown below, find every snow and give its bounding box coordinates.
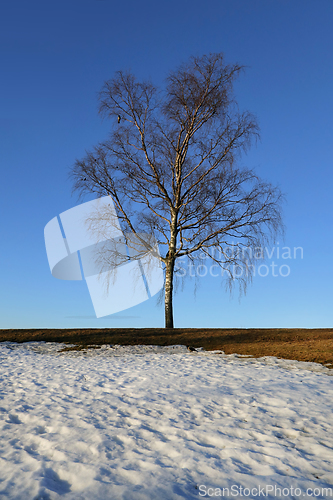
[0,343,332,499]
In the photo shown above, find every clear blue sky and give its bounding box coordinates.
[1,0,333,329]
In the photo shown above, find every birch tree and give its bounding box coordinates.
[70,53,283,328]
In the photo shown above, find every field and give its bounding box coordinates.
[1,329,333,498]
[1,328,333,367]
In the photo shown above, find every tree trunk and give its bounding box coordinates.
[164,257,175,328]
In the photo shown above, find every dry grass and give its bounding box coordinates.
[1,328,333,368]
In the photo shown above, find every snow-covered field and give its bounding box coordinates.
[0,343,332,500]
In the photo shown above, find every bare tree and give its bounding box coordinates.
[70,53,283,328]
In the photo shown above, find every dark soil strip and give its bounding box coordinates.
[1,328,333,367]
